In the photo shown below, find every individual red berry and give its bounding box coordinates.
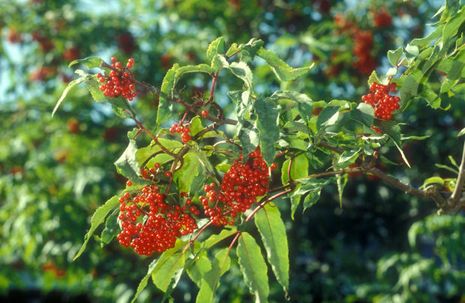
[201,110,209,118]
[164,171,172,178]
[126,180,133,187]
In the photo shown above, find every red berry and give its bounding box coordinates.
[362,82,400,120]
[201,110,209,118]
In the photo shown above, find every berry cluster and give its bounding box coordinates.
[117,184,198,255]
[373,9,392,28]
[200,149,270,226]
[97,57,137,101]
[170,123,191,143]
[353,30,376,75]
[362,83,400,120]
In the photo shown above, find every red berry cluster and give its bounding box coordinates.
[97,57,137,101]
[353,30,376,75]
[362,83,400,120]
[373,9,392,28]
[170,123,191,143]
[117,184,198,255]
[200,149,270,226]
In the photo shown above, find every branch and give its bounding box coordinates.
[368,167,429,199]
[449,140,465,206]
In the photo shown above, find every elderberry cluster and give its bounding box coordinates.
[200,149,270,226]
[362,83,400,120]
[170,123,191,143]
[117,184,198,255]
[97,57,137,101]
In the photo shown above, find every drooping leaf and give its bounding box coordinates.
[52,77,86,116]
[257,47,314,81]
[100,208,119,246]
[156,64,179,127]
[236,232,270,303]
[187,251,212,288]
[151,243,187,292]
[255,97,279,165]
[254,203,289,294]
[73,195,119,260]
[290,153,309,180]
[195,248,231,303]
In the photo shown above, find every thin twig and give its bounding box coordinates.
[449,140,465,206]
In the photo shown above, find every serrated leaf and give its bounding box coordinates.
[207,37,225,62]
[236,232,269,303]
[52,77,86,116]
[257,48,313,81]
[195,248,231,303]
[255,97,279,165]
[254,203,289,294]
[367,70,381,86]
[68,56,103,68]
[73,195,119,260]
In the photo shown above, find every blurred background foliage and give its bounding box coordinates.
[1,0,464,302]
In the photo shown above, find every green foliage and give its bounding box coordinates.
[4,0,465,302]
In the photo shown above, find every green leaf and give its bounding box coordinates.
[257,47,314,81]
[291,154,309,180]
[68,56,103,68]
[207,37,225,62]
[239,128,259,157]
[73,195,119,260]
[86,77,105,102]
[271,91,313,121]
[157,64,179,127]
[52,77,86,117]
[336,149,360,169]
[458,128,465,137]
[100,208,119,246]
[255,97,279,165]
[421,176,445,189]
[115,140,140,181]
[254,203,289,294]
[236,232,270,303]
[187,252,212,288]
[367,70,381,86]
[174,152,201,193]
[195,248,231,303]
[151,247,186,292]
[173,64,213,89]
[316,106,340,130]
[336,174,348,208]
[228,61,253,90]
[387,48,404,66]
[204,227,237,249]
